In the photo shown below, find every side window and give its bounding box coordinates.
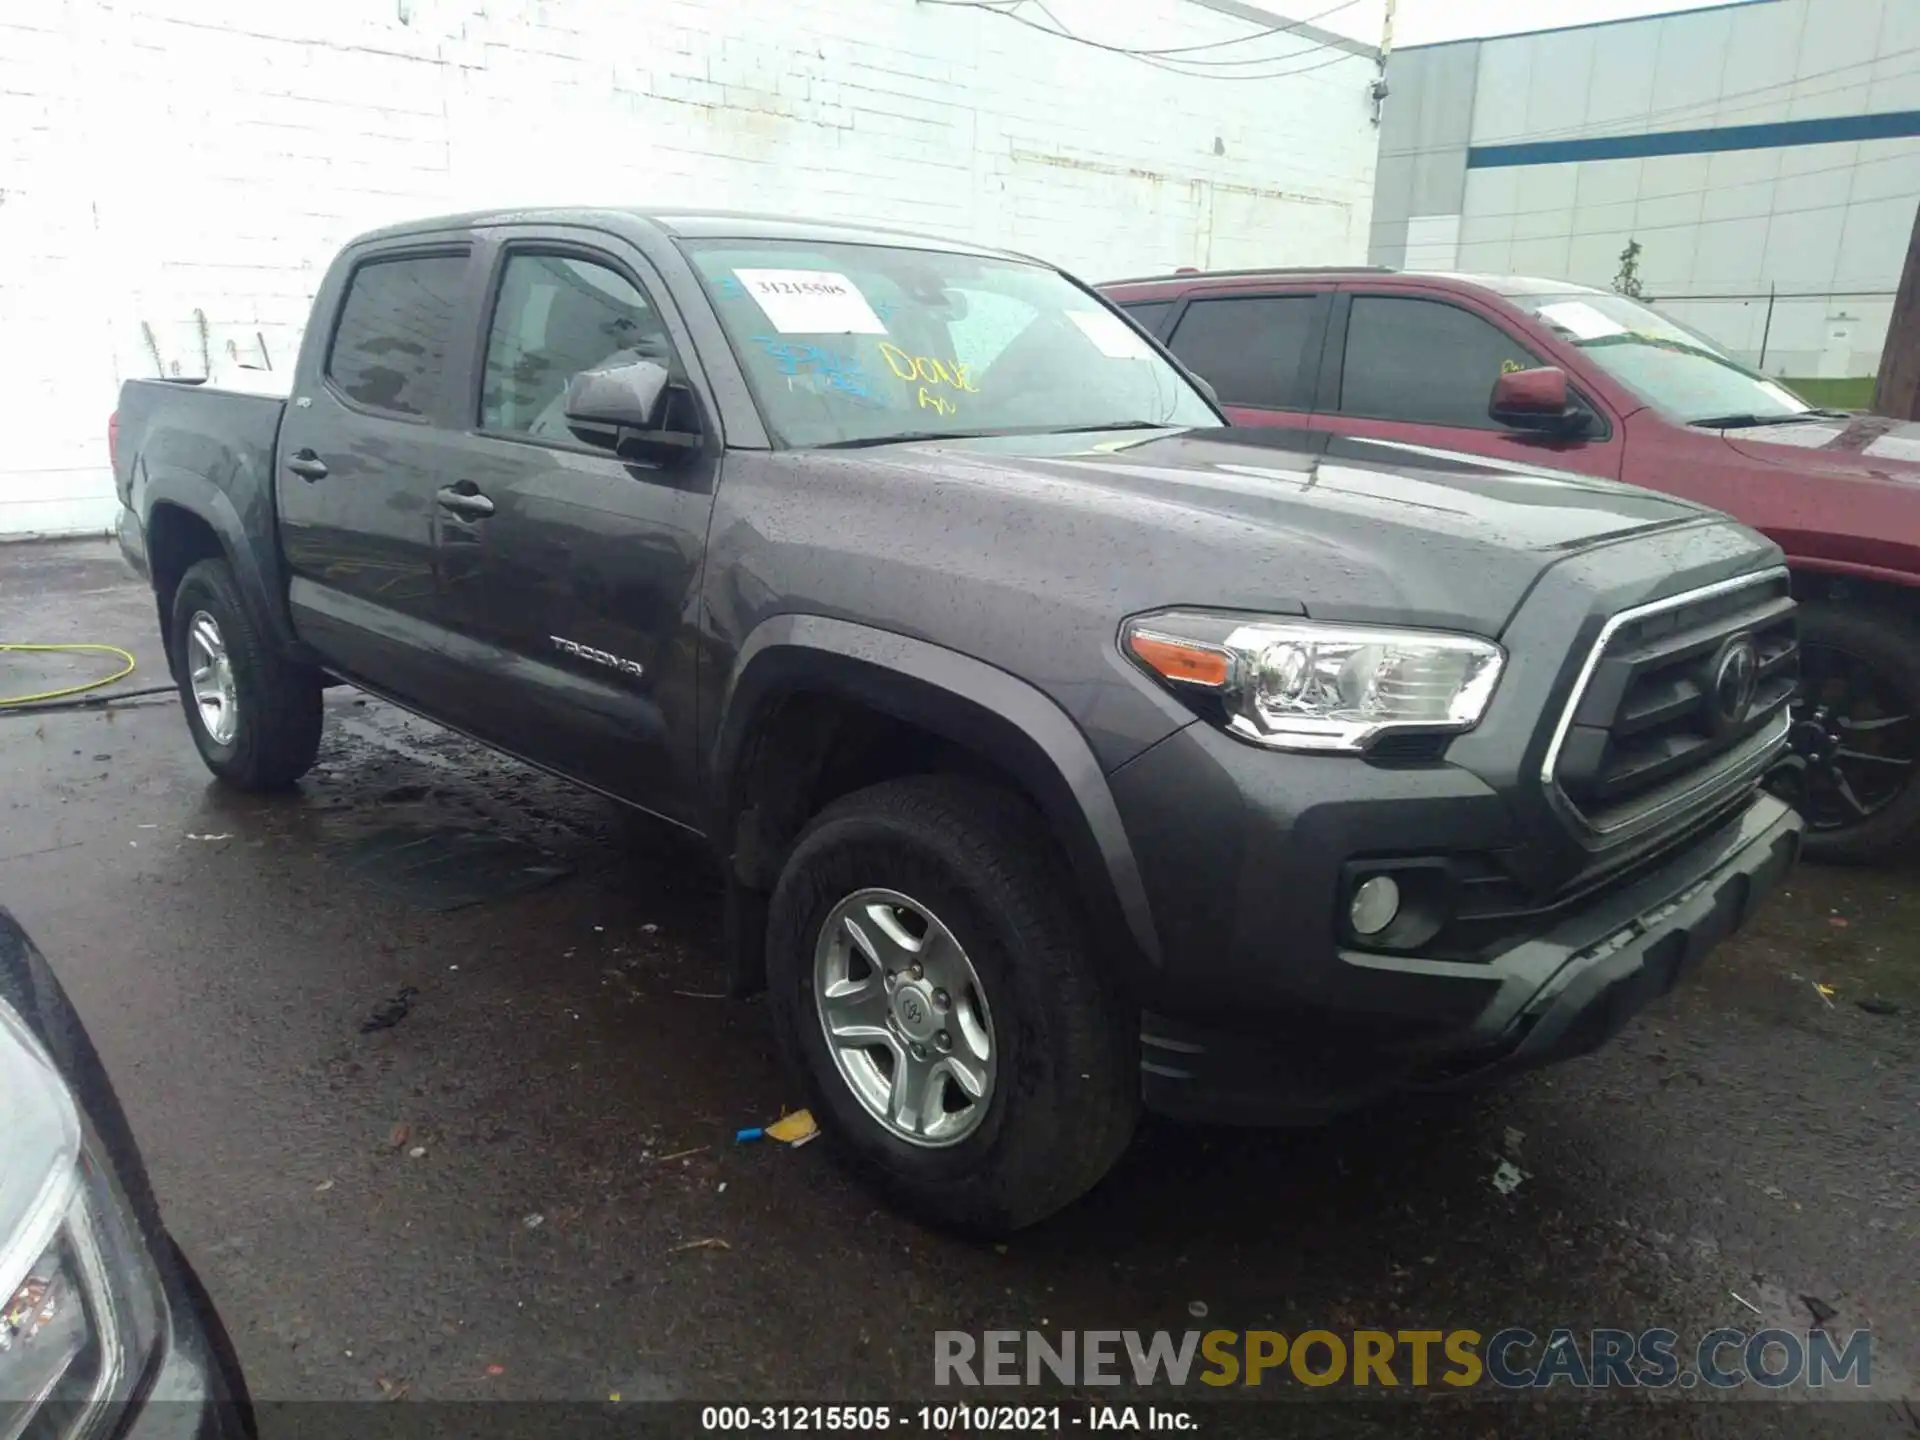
[326,253,467,417]
[1339,297,1540,428]
[480,253,675,440]
[1117,300,1174,337]
[1165,296,1319,410]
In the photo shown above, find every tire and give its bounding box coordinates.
[170,558,323,790]
[766,776,1138,1234]
[1780,600,1920,864]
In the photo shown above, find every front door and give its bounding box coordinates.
[1309,291,1627,480]
[431,235,719,826]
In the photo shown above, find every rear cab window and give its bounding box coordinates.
[325,252,468,417]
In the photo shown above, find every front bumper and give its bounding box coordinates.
[1131,777,1800,1125]
[122,1239,255,1440]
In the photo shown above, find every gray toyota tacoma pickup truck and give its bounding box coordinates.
[111,208,1803,1232]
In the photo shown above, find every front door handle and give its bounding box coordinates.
[285,451,329,482]
[436,485,495,519]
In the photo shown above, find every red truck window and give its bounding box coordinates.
[1116,299,1175,337]
[1339,296,1540,430]
[1166,296,1318,410]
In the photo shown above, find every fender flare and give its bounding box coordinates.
[139,464,300,656]
[709,614,1165,977]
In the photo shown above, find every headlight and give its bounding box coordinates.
[1,1001,161,1440]
[1123,613,1505,753]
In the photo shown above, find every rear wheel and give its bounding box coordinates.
[170,558,323,790]
[765,776,1138,1234]
[1774,601,1920,864]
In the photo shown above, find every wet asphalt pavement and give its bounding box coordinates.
[2,539,1917,1436]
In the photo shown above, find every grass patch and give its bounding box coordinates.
[1781,376,1876,410]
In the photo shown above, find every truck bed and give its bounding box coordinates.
[114,379,286,515]
[112,377,294,661]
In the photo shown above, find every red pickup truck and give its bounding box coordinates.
[1102,267,1920,863]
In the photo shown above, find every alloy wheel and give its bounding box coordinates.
[186,610,239,746]
[1782,642,1916,831]
[812,887,996,1147]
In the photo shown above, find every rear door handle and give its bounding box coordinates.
[285,451,328,482]
[436,486,495,519]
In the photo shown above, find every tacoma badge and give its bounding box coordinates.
[550,635,644,679]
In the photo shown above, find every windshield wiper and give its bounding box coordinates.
[1034,421,1178,435]
[810,428,1018,450]
[811,422,1180,451]
[1689,410,1846,429]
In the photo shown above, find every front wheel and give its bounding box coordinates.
[1773,600,1920,864]
[766,776,1138,1234]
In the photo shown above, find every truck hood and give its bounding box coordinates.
[820,424,1734,637]
[1716,413,1920,480]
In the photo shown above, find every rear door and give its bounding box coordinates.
[1158,289,1330,428]
[1312,289,1627,479]
[428,228,720,825]
[277,237,486,705]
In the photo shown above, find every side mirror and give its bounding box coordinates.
[566,360,671,432]
[1489,366,1592,438]
[563,360,700,461]
[1192,373,1221,408]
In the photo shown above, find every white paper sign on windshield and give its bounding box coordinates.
[733,269,887,335]
[1537,300,1627,341]
[1067,308,1153,359]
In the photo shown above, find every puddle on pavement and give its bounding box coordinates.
[326,824,571,911]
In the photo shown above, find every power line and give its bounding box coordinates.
[1125,0,1366,55]
[918,0,1374,80]
[1384,43,1920,159]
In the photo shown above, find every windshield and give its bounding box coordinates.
[1506,291,1814,426]
[681,239,1218,447]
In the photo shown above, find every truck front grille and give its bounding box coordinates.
[1547,570,1796,841]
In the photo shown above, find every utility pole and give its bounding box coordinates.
[1874,199,1920,419]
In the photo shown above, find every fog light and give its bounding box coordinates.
[1348,876,1401,936]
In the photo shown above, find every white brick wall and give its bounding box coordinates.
[0,0,1381,536]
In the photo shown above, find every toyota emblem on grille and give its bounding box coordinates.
[1709,634,1759,732]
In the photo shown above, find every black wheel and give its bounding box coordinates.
[169,558,323,790]
[766,776,1138,1234]
[1773,601,1920,864]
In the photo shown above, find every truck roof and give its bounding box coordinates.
[1102,267,1612,300]
[351,207,1034,263]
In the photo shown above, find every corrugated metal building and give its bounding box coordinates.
[1371,0,1918,394]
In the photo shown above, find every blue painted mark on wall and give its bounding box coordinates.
[1467,109,1920,169]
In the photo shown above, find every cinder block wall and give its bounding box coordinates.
[0,0,1380,536]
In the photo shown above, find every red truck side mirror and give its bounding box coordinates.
[1489,366,1593,439]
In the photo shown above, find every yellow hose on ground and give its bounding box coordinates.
[0,643,140,707]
